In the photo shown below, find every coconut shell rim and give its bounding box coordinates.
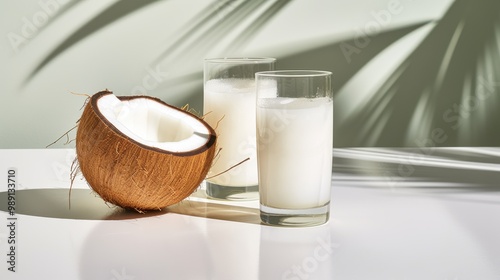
[90,90,216,157]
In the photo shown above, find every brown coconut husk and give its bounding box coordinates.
[75,90,217,211]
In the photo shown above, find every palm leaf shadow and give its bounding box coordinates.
[24,0,163,85]
[277,22,431,96]
[150,21,431,112]
[153,0,291,68]
[336,0,500,147]
[149,0,292,107]
[28,0,80,39]
[225,0,292,54]
[153,0,268,65]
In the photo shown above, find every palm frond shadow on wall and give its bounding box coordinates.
[24,0,162,83]
[280,0,500,147]
[25,0,500,147]
[329,0,500,147]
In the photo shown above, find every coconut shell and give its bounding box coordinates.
[76,90,216,211]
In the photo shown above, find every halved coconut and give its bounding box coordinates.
[76,90,216,211]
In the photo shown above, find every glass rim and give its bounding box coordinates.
[256,70,332,78]
[204,57,276,64]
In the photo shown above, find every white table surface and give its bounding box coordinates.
[0,148,499,280]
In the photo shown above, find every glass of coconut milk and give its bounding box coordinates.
[256,70,333,226]
[204,57,276,200]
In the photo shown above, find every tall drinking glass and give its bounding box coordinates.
[204,58,276,200]
[256,70,333,226]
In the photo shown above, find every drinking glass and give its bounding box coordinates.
[204,57,276,200]
[256,70,333,226]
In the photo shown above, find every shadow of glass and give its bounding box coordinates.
[166,199,261,225]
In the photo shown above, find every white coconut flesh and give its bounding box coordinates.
[97,94,211,153]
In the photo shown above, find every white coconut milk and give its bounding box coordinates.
[257,97,333,209]
[204,78,258,187]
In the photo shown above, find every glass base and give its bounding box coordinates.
[260,203,330,227]
[206,182,259,201]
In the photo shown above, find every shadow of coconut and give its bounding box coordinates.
[0,188,263,223]
[0,188,164,220]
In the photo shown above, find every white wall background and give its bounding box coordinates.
[1,0,498,148]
